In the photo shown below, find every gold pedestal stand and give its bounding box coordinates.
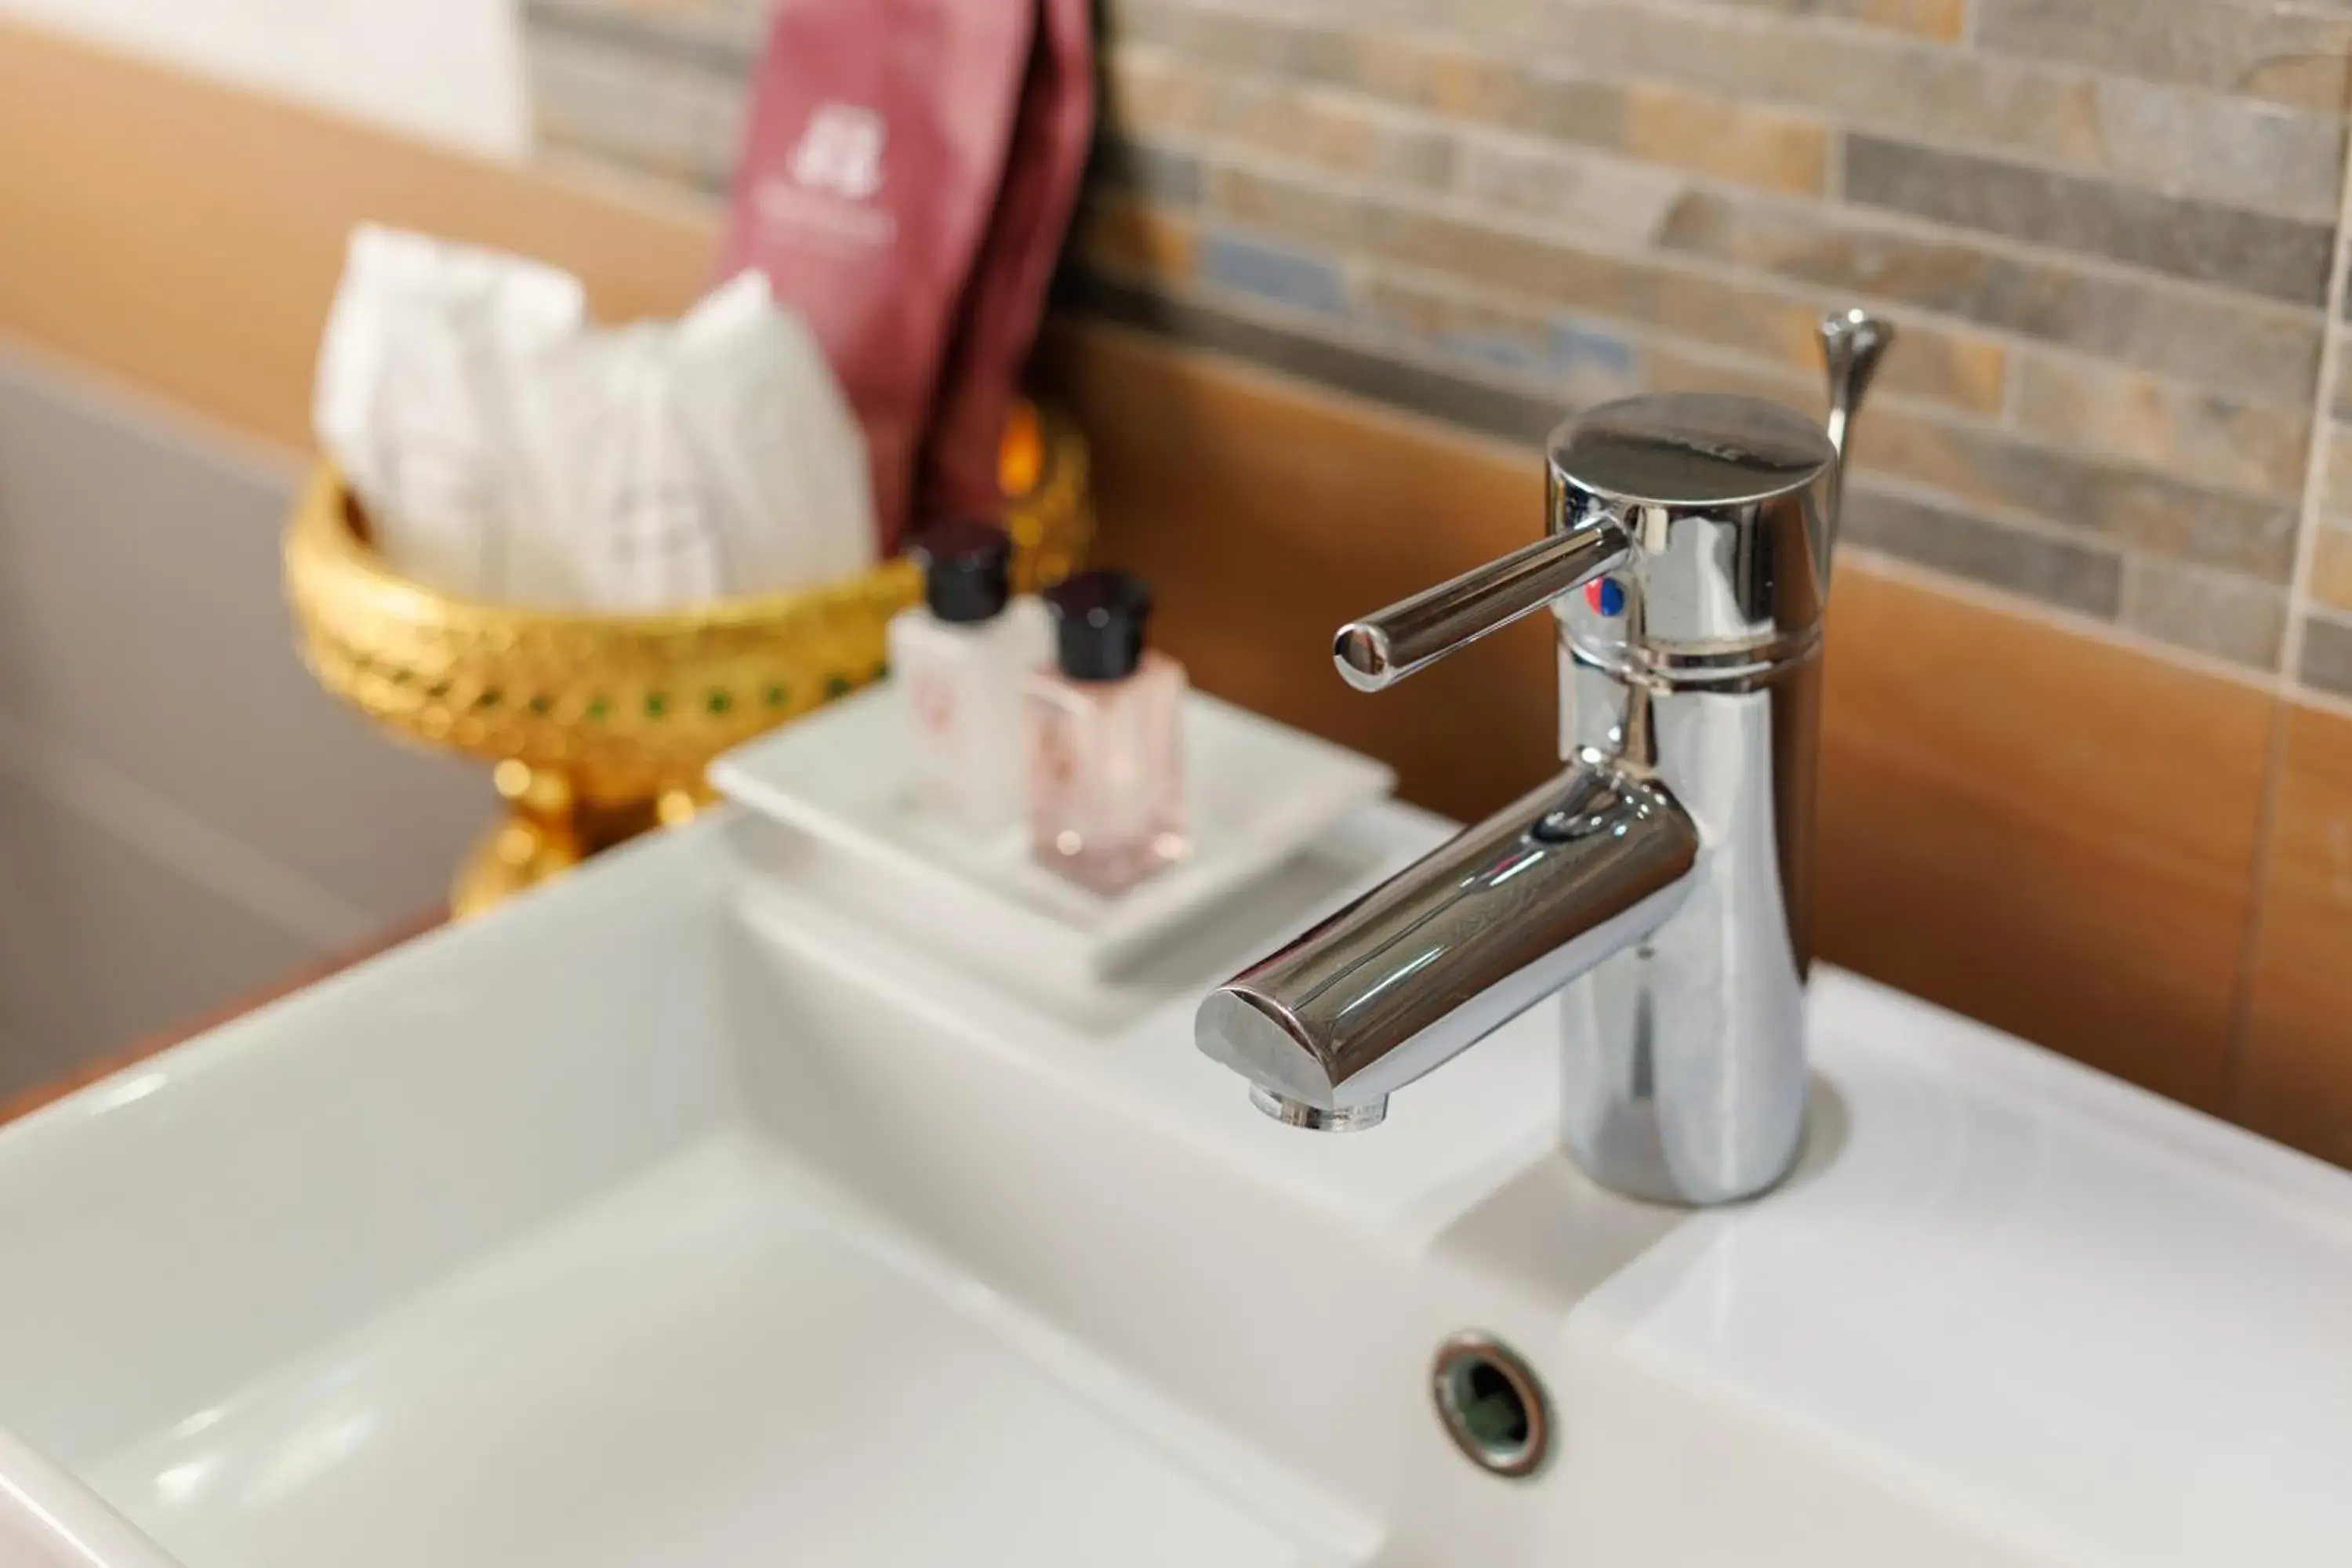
[286,405,1091,916]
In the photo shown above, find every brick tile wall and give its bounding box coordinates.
[520,0,2352,696]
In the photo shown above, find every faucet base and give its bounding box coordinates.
[1250,1087,1388,1132]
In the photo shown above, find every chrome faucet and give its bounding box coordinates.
[1196,311,1893,1207]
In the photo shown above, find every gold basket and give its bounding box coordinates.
[286,403,1091,915]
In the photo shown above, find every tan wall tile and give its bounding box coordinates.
[1450,134,1683,246]
[1105,40,1223,132]
[1653,0,1967,38]
[1816,565,2272,1112]
[2326,423,2352,515]
[2122,557,2288,669]
[1073,194,1199,285]
[2235,702,2352,1166]
[2310,523,2352,614]
[1620,82,1828,195]
[1976,0,2352,114]
[2009,351,2314,503]
[1110,45,1459,192]
[1346,36,1629,146]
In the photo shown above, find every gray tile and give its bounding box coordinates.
[1841,486,2122,615]
[2122,559,2288,670]
[1055,267,1566,445]
[1974,0,2352,113]
[0,349,488,927]
[1843,134,2335,307]
[1091,136,1205,206]
[1207,162,2008,412]
[2297,612,2352,699]
[1352,268,1645,405]
[1197,229,1350,316]
[1859,406,2302,580]
[1658,189,2324,404]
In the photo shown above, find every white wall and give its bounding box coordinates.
[0,0,531,158]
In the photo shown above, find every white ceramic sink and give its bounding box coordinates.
[2,800,2349,1566]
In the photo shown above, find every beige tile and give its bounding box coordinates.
[1450,134,1684,246]
[1976,0,2352,113]
[1589,0,1967,36]
[1621,82,1828,195]
[1349,39,1628,145]
[2235,700,2352,1166]
[1112,46,1457,194]
[2326,423,2352,515]
[1073,194,1199,285]
[1227,85,1457,191]
[1660,188,2325,404]
[2122,557,2288,669]
[1105,40,1224,134]
[2008,351,2313,503]
[2310,522,2352,614]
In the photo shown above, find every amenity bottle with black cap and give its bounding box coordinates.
[887,519,1050,832]
[1025,570,1188,895]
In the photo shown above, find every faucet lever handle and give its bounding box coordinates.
[1332,518,1632,693]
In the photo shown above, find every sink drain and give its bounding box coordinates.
[1429,1332,1551,1479]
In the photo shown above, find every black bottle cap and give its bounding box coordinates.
[1046,570,1154,682]
[909,519,1012,624]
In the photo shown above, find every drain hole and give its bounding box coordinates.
[1431,1332,1550,1479]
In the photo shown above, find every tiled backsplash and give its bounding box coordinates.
[523,0,2352,699]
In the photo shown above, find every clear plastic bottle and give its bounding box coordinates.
[887,519,1049,834]
[1025,571,1189,895]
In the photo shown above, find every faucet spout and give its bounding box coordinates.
[1195,764,1699,1129]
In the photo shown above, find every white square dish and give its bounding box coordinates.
[711,683,1396,975]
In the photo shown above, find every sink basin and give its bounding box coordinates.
[1,800,2347,1566]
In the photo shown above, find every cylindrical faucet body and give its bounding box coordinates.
[1545,395,1836,1203]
